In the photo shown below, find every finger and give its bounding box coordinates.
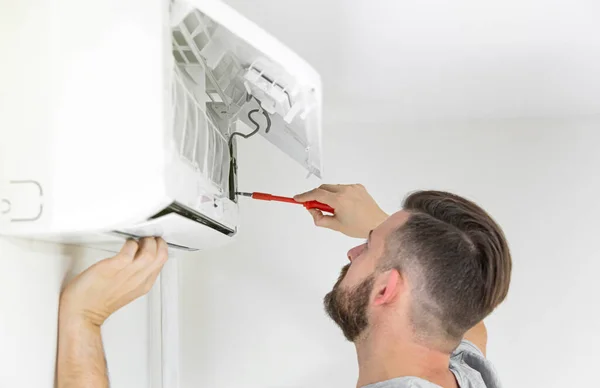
[142,240,169,291]
[308,208,340,230]
[143,267,163,294]
[294,188,337,204]
[136,238,169,277]
[155,238,169,267]
[308,208,323,223]
[318,184,344,193]
[135,237,158,262]
[151,240,169,275]
[114,239,139,262]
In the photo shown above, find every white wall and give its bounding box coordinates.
[0,237,156,388]
[222,0,600,121]
[2,1,598,386]
[178,116,600,387]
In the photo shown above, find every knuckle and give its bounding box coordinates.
[159,253,169,264]
[138,237,150,246]
[138,253,154,263]
[143,279,155,293]
[127,239,140,250]
[110,256,128,268]
[112,252,128,262]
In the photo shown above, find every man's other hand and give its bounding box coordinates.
[294,184,388,238]
[59,237,169,327]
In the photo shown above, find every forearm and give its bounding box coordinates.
[57,313,109,388]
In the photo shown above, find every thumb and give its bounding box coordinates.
[308,209,340,230]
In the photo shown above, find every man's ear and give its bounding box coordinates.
[373,269,402,306]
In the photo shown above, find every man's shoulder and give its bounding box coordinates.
[450,340,502,388]
[362,341,502,388]
[452,339,486,359]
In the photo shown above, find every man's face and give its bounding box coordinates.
[324,211,409,342]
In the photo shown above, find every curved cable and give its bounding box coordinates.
[227,98,272,152]
[227,95,272,200]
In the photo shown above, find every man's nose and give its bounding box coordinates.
[347,243,366,262]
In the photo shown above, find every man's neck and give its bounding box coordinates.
[355,331,457,388]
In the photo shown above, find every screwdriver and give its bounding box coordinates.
[236,191,335,214]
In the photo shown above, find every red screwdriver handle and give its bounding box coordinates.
[250,192,335,214]
[304,201,335,214]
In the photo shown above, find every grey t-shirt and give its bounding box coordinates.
[362,340,501,388]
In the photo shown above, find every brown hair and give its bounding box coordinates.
[382,191,511,348]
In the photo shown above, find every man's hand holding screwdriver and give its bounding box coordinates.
[294,184,389,238]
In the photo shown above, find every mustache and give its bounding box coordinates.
[334,263,352,287]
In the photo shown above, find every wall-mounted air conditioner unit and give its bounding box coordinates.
[0,0,322,251]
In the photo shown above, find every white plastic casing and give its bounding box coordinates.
[0,0,322,251]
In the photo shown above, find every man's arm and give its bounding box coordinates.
[463,321,487,357]
[57,316,108,387]
[57,237,168,388]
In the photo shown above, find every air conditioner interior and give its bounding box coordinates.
[170,5,281,203]
[171,8,234,201]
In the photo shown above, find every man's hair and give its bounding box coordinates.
[381,191,511,350]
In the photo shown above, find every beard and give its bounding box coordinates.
[323,263,375,342]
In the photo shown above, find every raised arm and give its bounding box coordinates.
[294,184,389,238]
[57,237,168,388]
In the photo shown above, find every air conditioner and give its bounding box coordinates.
[0,0,322,251]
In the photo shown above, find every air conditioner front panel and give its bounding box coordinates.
[0,0,170,235]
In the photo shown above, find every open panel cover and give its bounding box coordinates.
[171,0,323,178]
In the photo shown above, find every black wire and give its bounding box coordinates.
[248,108,272,134]
[227,97,272,200]
[227,98,272,152]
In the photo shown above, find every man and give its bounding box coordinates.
[57,184,511,388]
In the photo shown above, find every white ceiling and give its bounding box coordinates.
[224,0,600,120]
